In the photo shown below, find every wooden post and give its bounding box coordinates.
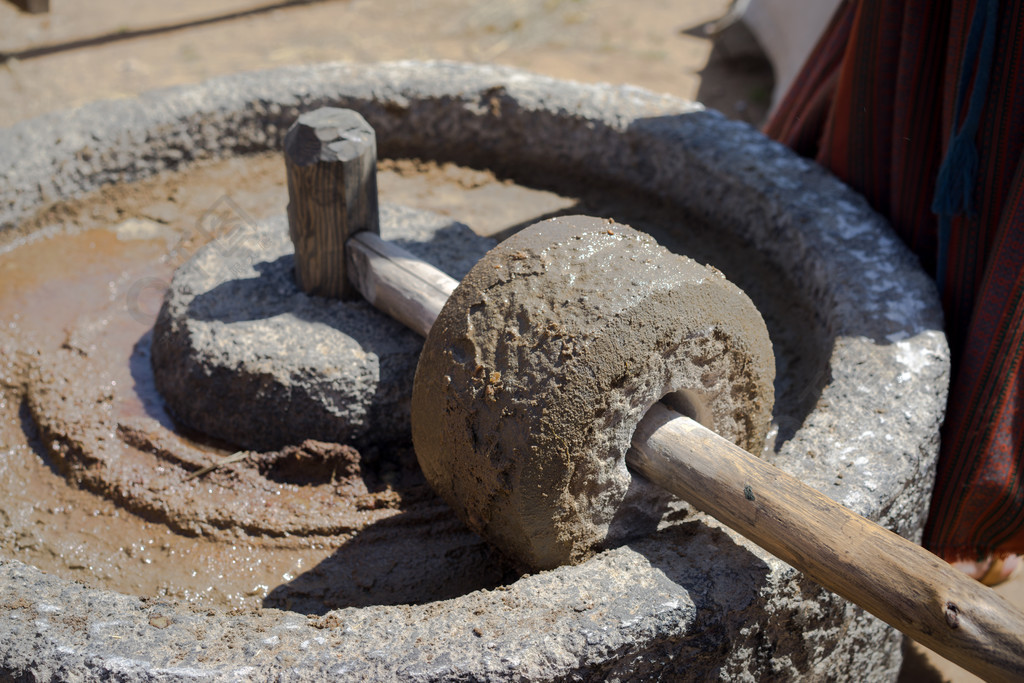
[284,107,379,300]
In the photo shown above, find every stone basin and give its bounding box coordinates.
[0,61,948,680]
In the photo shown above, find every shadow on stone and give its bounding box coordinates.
[263,501,517,614]
[588,520,775,679]
[625,518,854,680]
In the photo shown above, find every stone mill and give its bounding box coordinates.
[0,62,948,680]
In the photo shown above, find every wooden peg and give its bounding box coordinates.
[284,107,380,299]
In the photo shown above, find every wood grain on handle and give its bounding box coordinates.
[629,402,1024,683]
[346,232,456,338]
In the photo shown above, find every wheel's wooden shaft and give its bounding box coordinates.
[346,231,453,338]
[630,403,1024,683]
[343,231,1024,683]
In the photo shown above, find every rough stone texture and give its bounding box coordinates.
[0,61,949,681]
[151,203,494,452]
[414,216,775,570]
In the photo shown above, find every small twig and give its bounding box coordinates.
[184,451,248,481]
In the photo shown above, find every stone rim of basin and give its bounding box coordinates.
[0,61,948,681]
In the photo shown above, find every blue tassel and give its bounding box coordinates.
[932,0,999,288]
[933,128,979,217]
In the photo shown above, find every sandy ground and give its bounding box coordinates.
[0,1,1021,681]
[0,0,772,128]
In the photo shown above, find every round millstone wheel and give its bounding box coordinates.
[412,215,776,570]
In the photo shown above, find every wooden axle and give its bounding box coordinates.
[285,108,1024,682]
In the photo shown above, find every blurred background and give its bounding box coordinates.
[1,2,1017,682]
[0,0,774,128]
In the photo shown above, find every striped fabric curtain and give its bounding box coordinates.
[765,0,1024,563]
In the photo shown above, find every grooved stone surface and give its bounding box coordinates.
[414,216,775,570]
[0,61,949,681]
[152,203,495,452]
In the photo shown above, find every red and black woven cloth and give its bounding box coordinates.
[765,0,1023,562]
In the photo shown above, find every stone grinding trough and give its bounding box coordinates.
[0,62,951,680]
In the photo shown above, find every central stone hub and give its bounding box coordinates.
[151,205,493,453]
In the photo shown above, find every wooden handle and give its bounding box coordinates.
[345,231,455,338]
[629,402,1024,683]
[326,203,1024,682]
